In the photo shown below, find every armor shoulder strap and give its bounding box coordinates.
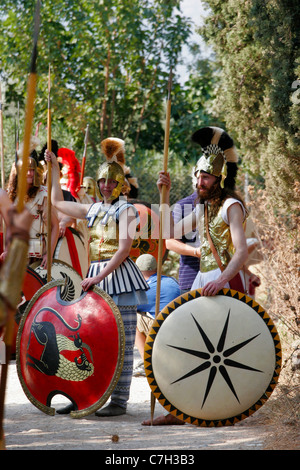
[114,200,140,227]
[86,202,103,227]
[86,199,139,228]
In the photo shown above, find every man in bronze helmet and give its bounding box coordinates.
[143,127,249,426]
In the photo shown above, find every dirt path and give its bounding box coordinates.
[1,350,281,452]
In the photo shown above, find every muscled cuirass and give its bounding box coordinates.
[200,202,235,272]
[89,205,120,261]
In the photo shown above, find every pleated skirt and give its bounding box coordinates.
[87,257,149,306]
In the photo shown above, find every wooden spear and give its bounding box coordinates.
[79,124,89,187]
[15,102,20,165]
[0,85,5,251]
[46,64,52,283]
[150,68,172,424]
[0,84,4,190]
[16,2,40,213]
[0,0,41,450]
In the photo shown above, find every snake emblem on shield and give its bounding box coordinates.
[26,307,94,381]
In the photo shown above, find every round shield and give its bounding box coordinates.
[54,226,89,278]
[129,200,167,263]
[145,288,281,426]
[16,267,46,323]
[16,281,125,418]
[11,267,45,355]
[31,259,83,301]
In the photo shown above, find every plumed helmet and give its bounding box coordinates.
[192,127,238,188]
[97,138,126,200]
[83,176,100,200]
[57,147,81,199]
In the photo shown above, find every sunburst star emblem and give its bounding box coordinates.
[167,309,263,407]
[145,290,281,426]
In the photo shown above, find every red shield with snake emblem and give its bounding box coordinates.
[129,200,167,263]
[11,267,45,356]
[16,280,125,418]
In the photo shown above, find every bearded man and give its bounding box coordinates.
[190,127,250,296]
[158,126,249,297]
[142,127,249,426]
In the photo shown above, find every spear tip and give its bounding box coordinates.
[33,0,41,44]
[84,124,89,145]
[167,67,173,99]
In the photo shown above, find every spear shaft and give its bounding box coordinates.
[16,1,40,213]
[154,71,172,319]
[47,64,52,282]
[0,84,4,190]
[150,69,172,423]
[0,0,41,450]
[15,102,20,166]
[0,85,5,250]
[79,124,89,187]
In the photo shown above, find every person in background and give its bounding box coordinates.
[166,189,200,294]
[133,254,180,376]
[6,136,59,268]
[45,137,148,417]
[82,176,100,202]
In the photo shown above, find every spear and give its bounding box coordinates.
[0,85,5,250]
[79,124,89,187]
[150,68,172,424]
[16,1,41,213]
[15,102,20,166]
[46,64,52,283]
[0,0,41,450]
[0,84,4,190]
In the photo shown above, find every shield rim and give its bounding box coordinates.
[26,264,47,285]
[144,288,282,427]
[16,279,125,419]
[12,266,45,353]
[30,259,84,303]
[30,258,84,280]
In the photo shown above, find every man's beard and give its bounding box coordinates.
[197,180,222,204]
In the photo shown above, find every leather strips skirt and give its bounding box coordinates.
[87,257,149,306]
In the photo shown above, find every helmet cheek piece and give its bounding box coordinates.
[97,161,125,201]
[194,148,227,189]
[83,177,97,198]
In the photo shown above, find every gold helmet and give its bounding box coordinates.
[97,138,126,200]
[17,136,44,187]
[83,176,100,200]
[192,127,238,188]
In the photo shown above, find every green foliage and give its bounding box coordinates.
[169,55,225,167]
[0,0,221,206]
[200,0,300,215]
[0,0,192,180]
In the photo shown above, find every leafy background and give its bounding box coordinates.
[0,0,299,447]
